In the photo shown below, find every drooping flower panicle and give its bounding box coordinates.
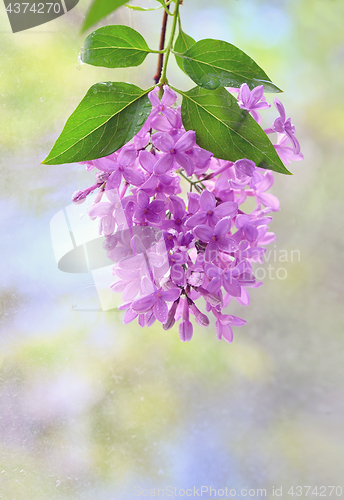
[72,84,303,343]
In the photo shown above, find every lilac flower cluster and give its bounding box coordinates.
[72,84,303,343]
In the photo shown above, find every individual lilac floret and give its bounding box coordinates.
[162,195,188,233]
[133,190,165,225]
[213,309,246,343]
[111,254,149,302]
[184,146,213,175]
[231,213,273,245]
[151,130,196,176]
[234,214,259,242]
[274,133,304,165]
[234,159,256,179]
[186,189,238,229]
[138,169,180,202]
[138,150,177,190]
[105,146,145,189]
[194,218,237,262]
[131,287,181,323]
[247,170,280,211]
[237,83,271,124]
[148,85,179,128]
[88,189,127,236]
[265,98,301,155]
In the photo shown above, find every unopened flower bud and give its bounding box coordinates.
[194,286,221,307]
[95,172,110,185]
[163,298,180,330]
[94,189,104,204]
[71,190,86,204]
[179,320,193,342]
[187,297,209,326]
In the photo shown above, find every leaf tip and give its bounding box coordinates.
[80,16,93,34]
[279,165,292,175]
[80,23,90,34]
[42,156,54,165]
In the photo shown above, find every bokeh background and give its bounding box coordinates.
[1,0,344,498]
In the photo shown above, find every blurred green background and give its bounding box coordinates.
[1,0,344,498]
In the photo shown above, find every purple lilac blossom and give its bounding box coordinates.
[71,84,303,343]
[237,83,271,124]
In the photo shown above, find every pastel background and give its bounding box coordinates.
[1,0,344,498]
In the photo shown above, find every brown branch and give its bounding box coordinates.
[153,3,170,85]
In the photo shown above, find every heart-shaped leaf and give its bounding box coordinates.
[81,0,129,33]
[175,86,291,175]
[174,28,196,72]
[81,25,151,68]
[179,39,281,93]
[43,82,153,165]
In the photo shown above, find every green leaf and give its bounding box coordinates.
[43,82,153,165]
[81,0,128,33]
[81,25,151,69]
[179,39,281,93]
[175,86,290,175]
[174,28,196,72]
